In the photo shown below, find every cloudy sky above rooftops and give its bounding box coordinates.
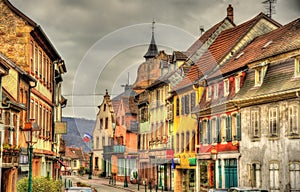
[9,0,300,119]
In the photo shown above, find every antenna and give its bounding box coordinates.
[262,0,276,18]
[199,25,205,36]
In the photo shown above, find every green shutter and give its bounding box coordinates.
[236,113,241,140]
[226,116,232,142]
[208,119,211,144]
[216,117,221,143]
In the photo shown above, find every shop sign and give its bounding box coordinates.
[189,158,197,166]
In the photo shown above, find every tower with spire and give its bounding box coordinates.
[144,20,158,61]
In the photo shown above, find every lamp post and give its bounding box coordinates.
[124,152,128,187]
[23,119,40,192]
[88,152,93,179]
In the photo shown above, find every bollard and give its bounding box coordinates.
[68,179,71,187]
[144,181,147,192]
[64,178,67,188]
[155,185,158,192]
[161,186,163,192]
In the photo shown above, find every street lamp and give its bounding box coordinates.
[23,119,40,192]
[88,152,93,179]
[124,152,128,187]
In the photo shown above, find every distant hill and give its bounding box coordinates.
[62,117,95,152]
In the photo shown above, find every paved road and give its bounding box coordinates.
[62,175,138,192]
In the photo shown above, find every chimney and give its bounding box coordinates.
[227,4,234,23]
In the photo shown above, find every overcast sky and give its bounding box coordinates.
[9,0,300,120]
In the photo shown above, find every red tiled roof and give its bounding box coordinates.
[173,13,279,91]
[210,18,300,79]
[185,19,231,58]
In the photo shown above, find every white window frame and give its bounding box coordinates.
[294,58,300,77]
[224,79,229,96]
[235,76,241,93]
[251,109,260,138]
[269,161,280,192]
[269,107,278,137]
[288,103,299,136]
[250,162,261,188]
[214,84,219,99]
[207,86,212,100]
[289,162,300,191]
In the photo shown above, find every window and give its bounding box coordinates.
[294,58,300,77]
[73,160,77,167]
[191,92,196,111]
[207,86,212,100]
[269,107,278,137]
[211,118,217,143]
[30,41,34,73]
[100,118,103,129]
[191,131,196,152]
[249,162,261,188]
[176,133,179,153]
[181,97,185,115]
[185,95,190,114]
[200,120,207,144]
[96,137,99,149]
[235,76,240,92]
[105,117,109,129]
[220,116,226,142]
[289,162,300,191]
[214,84,219,99]
[176,98,180,116]
[251,109,260,138]
[224,79,229,96]
[156,89,160,107]
[255,65,267,86]
[288,104,299,136]
[181,133,184,152]
[102,136,105,147]
[269,162,280,192]
[140,107,148,122]
[118,159,126,176]
[186,131,190,151]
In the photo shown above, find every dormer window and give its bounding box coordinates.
[214,84,219,99]
[254,62,268,87]
[224,79,229,96]
[294,58,300,77]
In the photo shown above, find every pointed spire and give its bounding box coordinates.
[144,19,158,60]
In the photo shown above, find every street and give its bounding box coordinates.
[62,175,139,192]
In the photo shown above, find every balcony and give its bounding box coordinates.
[103,145,126,154]
[2,149,20,167]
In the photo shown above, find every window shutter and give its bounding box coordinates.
[216,117,221,143]
[226,115,232,142]
[208,119,211,144]
[199,121,203,144]
[185,95,190,114]
[236,113,241,140]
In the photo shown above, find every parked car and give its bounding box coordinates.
[228,187,268,192]
[65,186,94,192]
